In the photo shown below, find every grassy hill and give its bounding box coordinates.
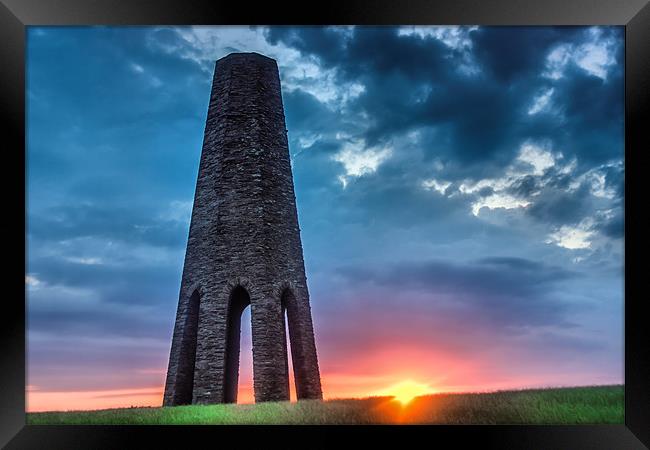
[27,385,623,425]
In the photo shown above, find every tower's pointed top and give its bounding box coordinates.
[216,52,277,64]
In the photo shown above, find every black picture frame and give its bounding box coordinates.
[2,0,648,448]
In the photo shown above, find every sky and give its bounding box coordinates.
[26,25,624,412]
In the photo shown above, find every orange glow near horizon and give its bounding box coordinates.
[379,380,435,405]
[26,372,622,413]
[26,343,623,413]
[26,386,164,413]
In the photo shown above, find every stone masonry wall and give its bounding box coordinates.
[163,53,323,406]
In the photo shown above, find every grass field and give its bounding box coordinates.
[27,385,623,425]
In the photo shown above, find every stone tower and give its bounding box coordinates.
[163,52,323,406]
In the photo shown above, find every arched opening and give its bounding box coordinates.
[281,288,299,402]
[174,289,201,405]
[223,285,251,403]
[237,307,255,404]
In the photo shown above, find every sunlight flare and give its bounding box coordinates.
[381,380,434,405]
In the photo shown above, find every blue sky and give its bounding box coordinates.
[26,26,624,409]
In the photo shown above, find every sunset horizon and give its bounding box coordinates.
[26,25,624,417]
[27,378,624,413]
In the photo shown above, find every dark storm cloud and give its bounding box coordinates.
[525,183,593,225]
[28,255,180,305]
[338,27,526,166]
[476,256,545,271]
[28,306,170,339]
[28,203,189,250]
[410,77,523,167]
[329,166,468,228]
[596,211,624,239]
[265,26,352,68]
[551,67,623,166]
[343,257,577,298]
[470,26,583,83]
[291,141,344,196]
[341,27,452,83]
[508,175,539,198]
[520,155,623,228]
[284,89,335,132]
[268,26,624,173]
[602,162,625,199]
[335,258,579,327]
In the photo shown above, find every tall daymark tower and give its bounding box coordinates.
[163,52,323,405]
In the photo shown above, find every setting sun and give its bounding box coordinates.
[381,380,434,405]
